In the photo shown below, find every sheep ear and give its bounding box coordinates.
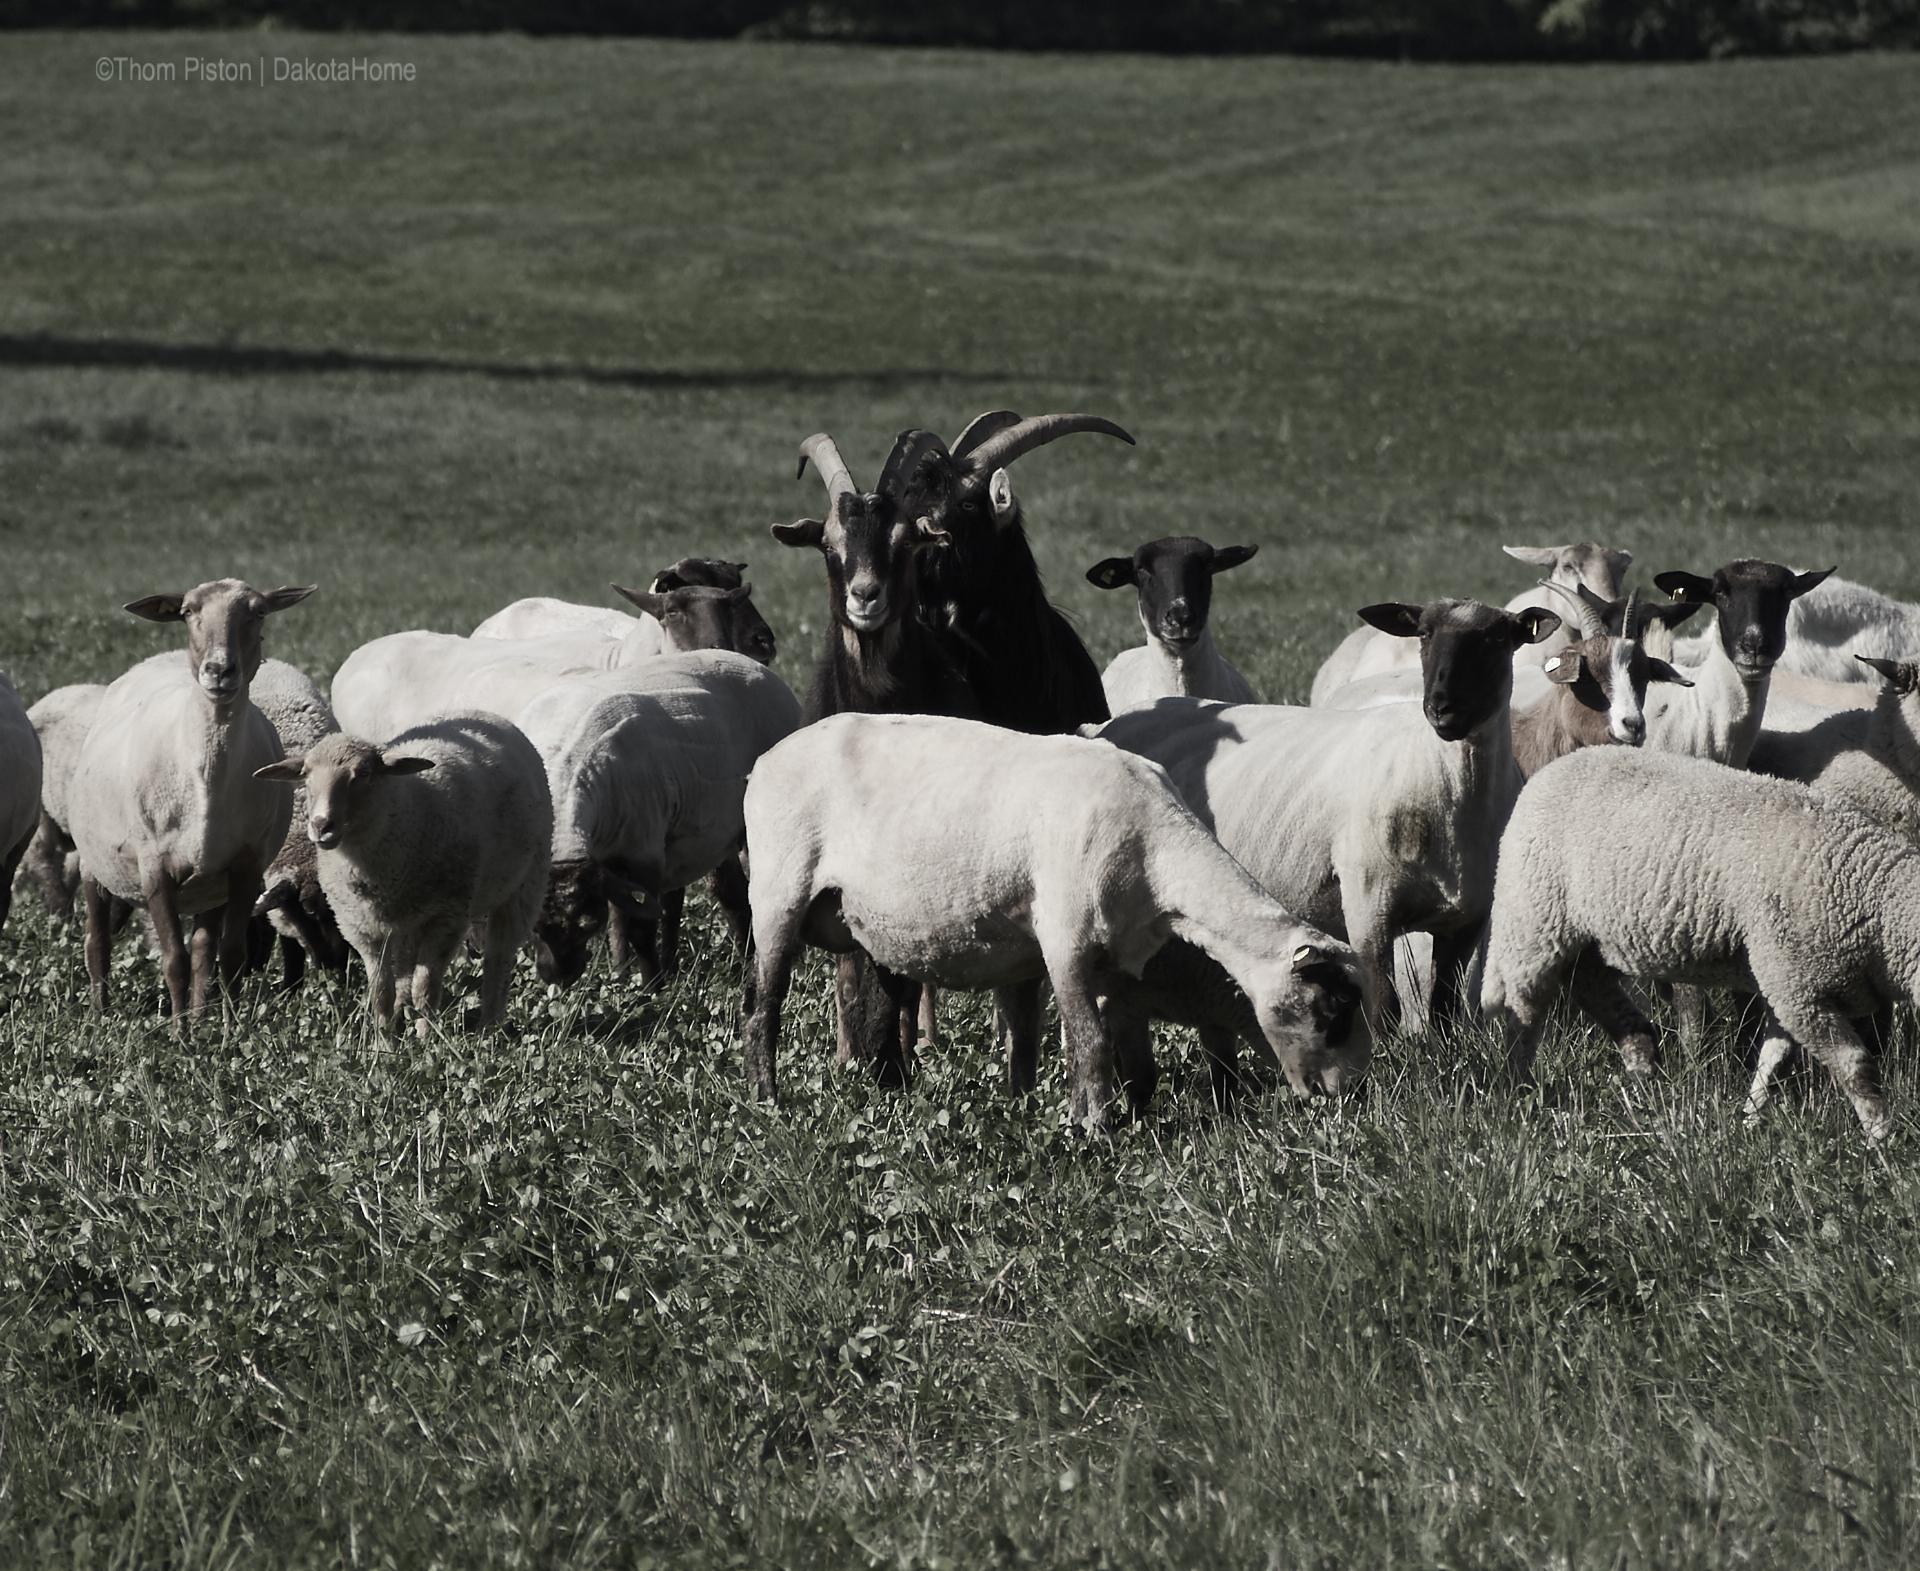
[1648,599,1704,630]
[124,594,186,623]
[1858,655,1920,694]
[724,583,754,604]
[1502,547,1560,568]
[261,585,318,614]
[650,568,688,592]
[1086,557,1135,590]
[253,758,305,781]
[1604,547,1634,577]
[988,469,1016,525]
[1511,607,1560,645]
[598,860,662,921]
[379,755,435,776]
[1542,652,1583,685]
[1645,658,1694,688]
[613,584,667,617]
[1357,603,1423,639]
[1654,571,1714,604]
[772,518,825,549]
[1791,566,1836,599]
[1210,544,1258,574]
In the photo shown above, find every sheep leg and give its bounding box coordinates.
[658,887,684,977]
[189,910,221,1018]
[835,951,904,1075]
[1569,958,1660,1077]
[1106,1000,1158,1119]
[705,853,753,952]
[1056,964,1117,1137]
[1338,892,1401,1036]
[1780,1007,1889,1144]
[83,873,115,1014]
[740,927,803,1103]
[918,984,940,1049]
[278,933,307,992]
[992,979,1044,1093]
[19,813,73,921]
[477,905,521,1030]
[141,871,191,1028]
[219,861,265,994]
[605,900,632,975]
[1743,1030,1797,1120]
[1426,919,1485,1035]
[1672,983,1710,1049]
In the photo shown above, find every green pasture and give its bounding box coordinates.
[1,30,1918,1568]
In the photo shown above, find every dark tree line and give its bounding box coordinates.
[7,0,1917,60]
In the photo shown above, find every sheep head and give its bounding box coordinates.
[1257,941,1373,1100]
[651,557,777,665]
[254,732,432,851]
[778,433,947,638]
[1087,536,1257,650]
[125,579,315,706]
[533,858,660,987]
[612,581,754,657]
[1654,560,1835,681]
[1502,542,1633,599]
[1358,598,1558,742]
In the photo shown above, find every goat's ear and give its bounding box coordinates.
[1086,557,1135,590]
[253,758,305,781]
[612,584,667,617]
[1502,546,1560,568]
[772,518,825,549]
[378,755,436,776]
[988,469,1016,526]
[124,593,186,623]
[1357,603,1423,639]
[1510,607,1560,645]
[1541,651,1584,685]
[261,585,318,615]
[1791,566,1836,599]
[913,515,951,549]
[1210,544,1258,574]
[1654,570,1714,604]
[1645,658,1694,688]
[1858,655,1920,694]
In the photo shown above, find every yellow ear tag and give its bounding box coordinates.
[1545,657,1561,672]
[1292,946,1313,964]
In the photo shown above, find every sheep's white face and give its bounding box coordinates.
[123,578,316,707]
[1258,944,1373,1099]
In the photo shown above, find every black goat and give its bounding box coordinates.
[890,411,1132,735]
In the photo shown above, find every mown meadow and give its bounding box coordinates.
[1,30,1918,1567]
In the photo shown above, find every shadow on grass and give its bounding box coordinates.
[0,333,1023,391]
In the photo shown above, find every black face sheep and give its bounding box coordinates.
[1480,745,1920,1144]
[255,712,552,1036]
[649,557,777,666]
[68,579,315,1027]
[738,713,1370,1133]
[1086,536,1259,710]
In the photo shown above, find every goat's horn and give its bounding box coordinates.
[951,409,1024,458]
[1537,578,1605,640]
[959,413,1135,477]
[796,433,858,507]
[877,427,951,504]
[1622,587,1642,642]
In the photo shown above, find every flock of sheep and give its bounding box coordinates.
[6,407,1920,1145]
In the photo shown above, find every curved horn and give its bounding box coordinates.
[796,433,858,508]
[958,413,1135,477]
[1537,579,1605,641]
[1621,587,1642,642]
[877,428,952,505]
[952,409,1024,458]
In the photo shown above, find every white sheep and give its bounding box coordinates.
[1086,537,1259,710]
[512,651,801,987]
[68,580,314,1024]
[1101,598,1558,1032]
[1481,745,1913,1143]
[739,712,1370,1132]
[248,659,348,983]
[0,672,44,932]
[1309,542,1628,704]
[331,631,609,741]
[473,597,652,642]
[1749,657,1920,847]
[255,712,552,1035]
[16,681,102,920]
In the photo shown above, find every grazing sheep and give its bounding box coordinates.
[0,672,43,932]
[515,651,801,989]
[16,682,104,920]
[1641,560,1833,766]
[1749,657,1920,847]
[249,659,349,986]
[1310,542,1629,704]
[739,713,1371,1132]
[472,597,653,644]
[1100,598,1558,1032]
[255,713,552,1036]
[69,580,314,1025]
[894,411,1132,734]
[1481,746,1915,1143]
[1087,536,1259,711]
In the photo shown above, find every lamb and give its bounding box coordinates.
[514,651,801,988]
[0,672,43,932]
[893,411,1132,734]
[1641,560,1833,766]
[1099,598,1559,1032]
[738,712,1371,1132]
[255,712,552,1035]
[1749,657,1920,848]
[1087,536,1260,711]
[16,682,103,921]
[1480,746,1918,1144]
[1309,542,1629,704]
[249,659,350,986]
[68,579,314,1025]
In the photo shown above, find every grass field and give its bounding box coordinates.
[2,29,1920,1568]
